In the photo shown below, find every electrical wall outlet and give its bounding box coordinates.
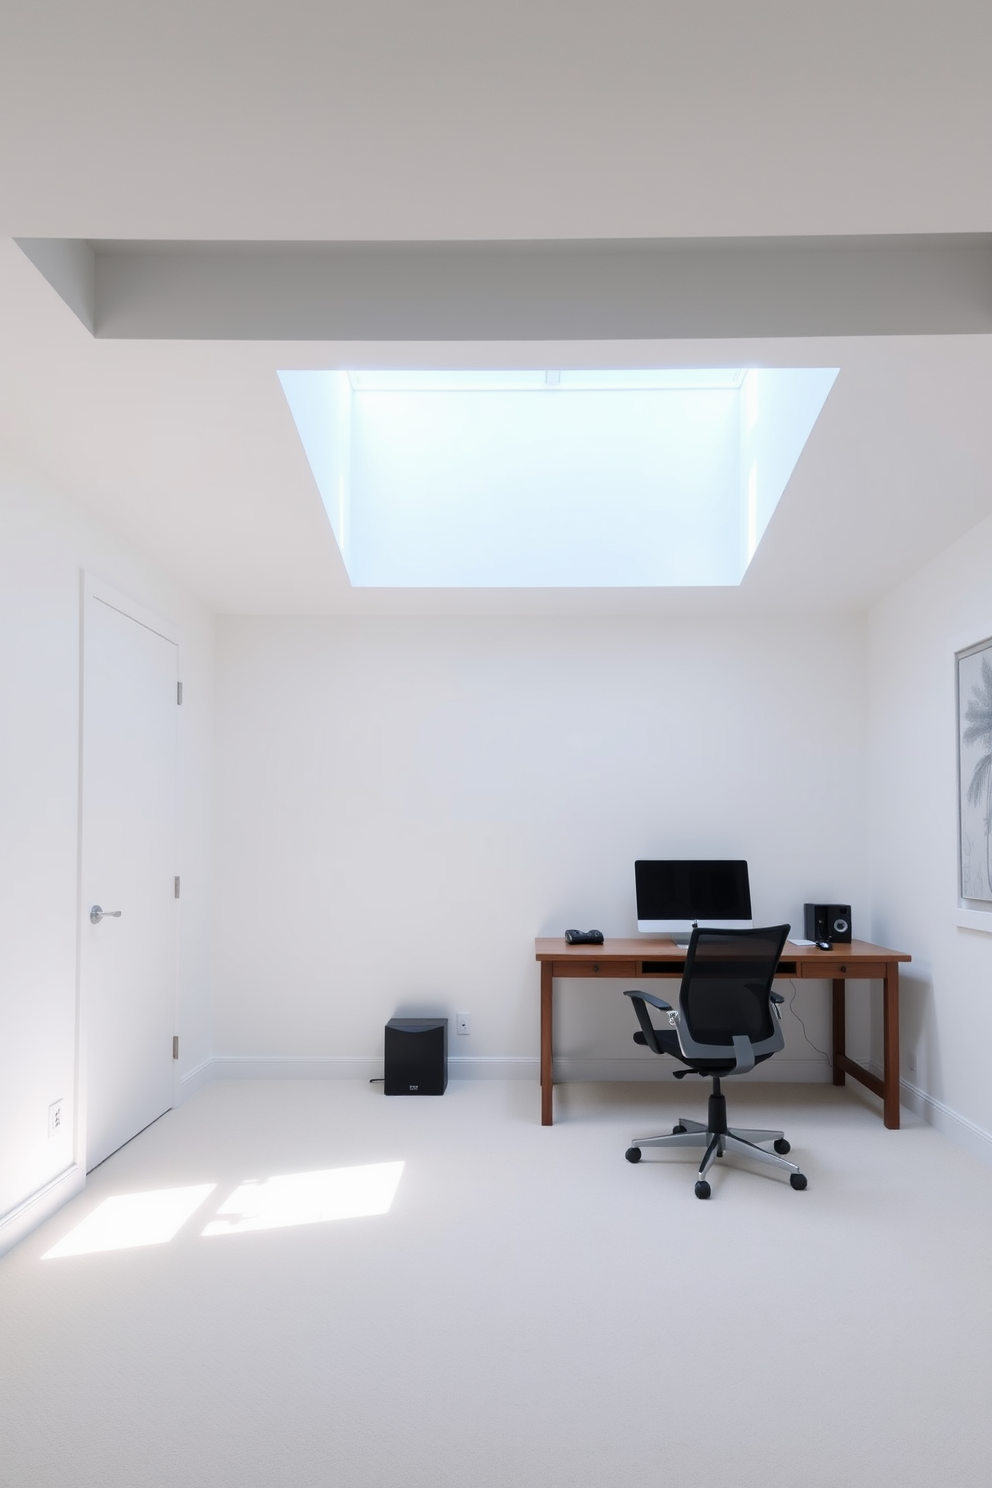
[907,1052,918,1073]
[48,1099,64,1138]
[455,1012,471,1035]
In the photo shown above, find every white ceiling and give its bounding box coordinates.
[1,2,991,616]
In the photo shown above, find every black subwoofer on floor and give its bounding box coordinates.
[384,1017,448,1095]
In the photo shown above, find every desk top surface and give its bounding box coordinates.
[535,936,910,964]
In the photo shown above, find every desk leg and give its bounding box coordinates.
[883,961,901,1130]
[541,962,554,1126]
[832,979,846,1086]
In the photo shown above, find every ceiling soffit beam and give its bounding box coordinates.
[16,237,96,333]
[15,236,992,341]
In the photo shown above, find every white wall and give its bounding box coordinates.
[214,613,870,1081]
[0,458,215,1253]
[868,509,992,1161]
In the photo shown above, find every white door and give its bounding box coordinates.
[80,595,178,1171]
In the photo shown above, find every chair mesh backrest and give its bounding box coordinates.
[679,926,790,1049]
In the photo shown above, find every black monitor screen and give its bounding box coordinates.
[635,860,752,921]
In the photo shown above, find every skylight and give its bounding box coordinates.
[280,367,837,588]
[347,369,747,393]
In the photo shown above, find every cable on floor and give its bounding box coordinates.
[787,979,832,1066]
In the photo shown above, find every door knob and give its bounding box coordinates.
[89,905,122,924]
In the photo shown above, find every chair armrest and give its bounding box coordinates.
[623,989,673,1012]
[623,990,674,1056]
[731,1035,756,1075]
[770,991,785,1004]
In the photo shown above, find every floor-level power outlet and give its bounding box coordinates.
[456,1012,471,1035]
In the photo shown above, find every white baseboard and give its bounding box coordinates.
[449,1056,537,1079]
[178,1056,219,1099]
[192,1054,541,1082]
[188,1054,992,1172]
[208,1055,383,1080]
[898,1075,992,1170]
[859,1057,992,1170]
[552,1055,836,1082]
[187,1053,840,1086]
[0,1164,84,1259]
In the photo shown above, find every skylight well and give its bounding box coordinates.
[280,367,838,588]
[347,369,748,393]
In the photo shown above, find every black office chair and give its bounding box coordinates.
[623,925,807,1198]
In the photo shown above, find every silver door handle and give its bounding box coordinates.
[90,905,122,924]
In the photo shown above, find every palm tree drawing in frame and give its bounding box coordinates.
[960,645,992,901]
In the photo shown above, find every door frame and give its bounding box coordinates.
[75,571,183,1174]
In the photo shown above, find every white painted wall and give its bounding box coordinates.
[868,510,992,1161]
[214,613,870,1082]
[0,458,215,1253]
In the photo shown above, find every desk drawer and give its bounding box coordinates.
[825,959,878,978]
[552,960,637,978]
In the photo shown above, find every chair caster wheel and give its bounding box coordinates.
[790,1172,807,1191]
[774,1138,791,1155]
[672,1124,687,1134]
[625,1147,642,1163]
[694,1180,711,1200]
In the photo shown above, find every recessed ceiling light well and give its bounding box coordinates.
[280,368,838,588]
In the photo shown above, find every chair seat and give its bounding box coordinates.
[633,1027,774,1073]
[633,1027,680,1055]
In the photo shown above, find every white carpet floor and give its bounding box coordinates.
[3,1078,992,1488]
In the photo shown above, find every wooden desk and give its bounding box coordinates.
[535,937,912,1129]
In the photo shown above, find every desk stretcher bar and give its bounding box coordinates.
[535,938,912,1129]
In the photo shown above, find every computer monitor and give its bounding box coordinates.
[635,859,753,941]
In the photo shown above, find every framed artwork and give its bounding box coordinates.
[958,636,992,903]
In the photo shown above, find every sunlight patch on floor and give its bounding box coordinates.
[43,1184,216,1258]
[202,1162,405,1237]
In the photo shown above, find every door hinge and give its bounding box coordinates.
[177,681,183,705]
[174,876,180,899]
[172,1035,179,1060]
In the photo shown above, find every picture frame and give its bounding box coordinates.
[957,635,992,904]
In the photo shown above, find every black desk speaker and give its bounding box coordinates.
[384,1017,448,1095]
[804,903,852,943]
[827,905,852,942]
